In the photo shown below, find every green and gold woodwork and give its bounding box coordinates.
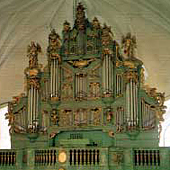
[2,3,168,170]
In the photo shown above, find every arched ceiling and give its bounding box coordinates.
[1,0,170,103]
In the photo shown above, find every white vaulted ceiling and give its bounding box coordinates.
[1,0,170,103]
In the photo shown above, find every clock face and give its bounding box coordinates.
[58,151,67,163]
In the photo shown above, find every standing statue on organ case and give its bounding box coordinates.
[27,41,41,68]
[121,32,137,59]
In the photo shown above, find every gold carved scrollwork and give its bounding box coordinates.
[103,48,113,55]
[5,103,14,128]
[27,78,40,90]
[27,42,41,68]
[124,71,138,83]
[68,58,95,68]
[140,67,145,85]
[51,109,59,125]
[5,103,26,134]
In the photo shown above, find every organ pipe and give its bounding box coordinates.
[102,54,113,95]
[28,84,39,129]
[126,79,138,127]
[50,59,60,98]
[141,99,156,129]
[75,73,87,99]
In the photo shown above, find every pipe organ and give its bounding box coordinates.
[75,73,87,100]
[141,99,156,129]
[102,54,113,95]
[125,73,138,127]
[50,58,60,99]
[4,4,167,170]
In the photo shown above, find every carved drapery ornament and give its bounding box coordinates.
[27,42,41,68]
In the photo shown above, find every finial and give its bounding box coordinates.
[75,2,86,30]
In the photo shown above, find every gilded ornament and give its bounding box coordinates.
[27,41,41,68]
[106,108,113,123]
[123,61,135,68]
[68,58,95,68]
[27,78,40,90]
[121,32,136,59]
[113,153,123,164]
[108,130,114,137]
[51,109,59,125]
[47,29,61,59]
[102,23,113,46]
[58,151,67,163]
[124,71,138,83]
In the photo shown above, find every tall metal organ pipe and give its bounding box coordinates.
[126,78,138,127]
[27,80,39,129]
[102,54,113,95]
[50,58,60,98]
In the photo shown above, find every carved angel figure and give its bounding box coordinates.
[27,41,41,68]
[122,32,136,59]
